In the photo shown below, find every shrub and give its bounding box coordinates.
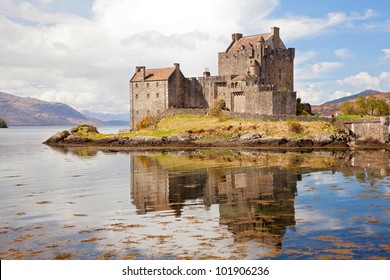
[208,100,231,121]
[136,114,162,130]
[287,121,304,134]
[136,115,152,130]
[70,124,99,134]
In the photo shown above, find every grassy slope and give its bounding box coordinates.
[120,114,337,139]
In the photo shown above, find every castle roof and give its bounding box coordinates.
[227,32,286,52]
[131,67,176,82]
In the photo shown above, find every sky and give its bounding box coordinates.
[0,0,389,114]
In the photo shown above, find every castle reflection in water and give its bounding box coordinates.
[130,151,299,251]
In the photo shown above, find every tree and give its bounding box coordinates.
[356,96,369,115]
[366,96,379,116]
[342,96,390,116]
[339,101,355,115]
[296,98,312,116]
[376,99,390,116]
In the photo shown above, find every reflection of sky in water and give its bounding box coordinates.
[0,127,389,259]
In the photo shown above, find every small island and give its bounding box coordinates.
[43,111,390,150]
[0,117,8,128]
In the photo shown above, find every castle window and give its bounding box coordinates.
[147,93,150,99]
[156,82,159,87]
[146,83,149,88]
[279,69,283,80]
[136,111,139,114]
[156,93,159,98]
[135,83,138,88]
[135,94,138,99]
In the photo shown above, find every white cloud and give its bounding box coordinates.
[334,48,354,59]
[383,49,390,60]
[296,84,324,104]
[0,1,384,113]
[337,71,390,91]
[312,62,342,75]
[296,61,342,82]
[296,84,353,105]
[295,50,317,66]
[257,9,376,41]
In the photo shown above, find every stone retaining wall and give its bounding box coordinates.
[340,117,390,142]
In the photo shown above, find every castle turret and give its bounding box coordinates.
[271,27,280,49]
[257,35,265,48]
[203,67,210,78]
[249,60,259,77]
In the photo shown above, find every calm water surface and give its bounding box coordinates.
[0,127,389,259]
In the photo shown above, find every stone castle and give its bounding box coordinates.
[130,27,296,129]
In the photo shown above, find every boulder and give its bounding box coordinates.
[0,117,7,128]
[312,133,334,146]
[43,130,70,144]
[70,124,99,134]
[167,133,197,143]
[240,133,262,141]
[254,137,289,146]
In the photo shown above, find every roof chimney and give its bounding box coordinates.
[136,66,145,81]
[174,63,180,70]
[232,33,243,42]
[271,27,280,48]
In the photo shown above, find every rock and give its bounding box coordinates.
[0,117,7,128]
[240,133,262,141]
[43,130,70,144]
[325,140,349,147]
[167,133,196,143]
[312,133,334,146]
[253,137,289,146]
[297,139,314,147]
[334,133,351,142]
[70,124,99,134]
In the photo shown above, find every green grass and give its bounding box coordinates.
[117,114,338,139]
[337,114,375,119]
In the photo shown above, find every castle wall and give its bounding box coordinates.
[272,91,297,115]
[266,48,295,91]
[218,50,253,76]
[168,66,187,108]
[218,46,295,92]
[185,78,208,108]
[341,117,390,142]
[130,80,169,129]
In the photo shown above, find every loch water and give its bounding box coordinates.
[0,126,389,260]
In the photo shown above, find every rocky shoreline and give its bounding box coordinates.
[43,124,390,150]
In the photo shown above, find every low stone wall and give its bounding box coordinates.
[340,117,390,142]
[230,113,331,122]
[162,108,208,117]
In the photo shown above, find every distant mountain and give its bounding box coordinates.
[312,90,390,116]
[0,91,105,126]
[81,110,129,125]
[323,90,381,104]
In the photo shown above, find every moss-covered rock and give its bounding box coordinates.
[70,124,99,134]
[0,117,8,128]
